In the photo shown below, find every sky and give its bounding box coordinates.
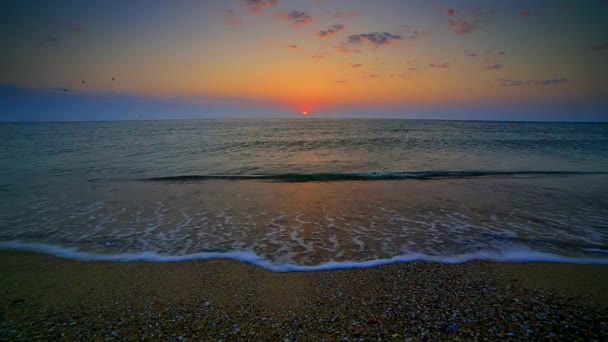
[1,0,608,121]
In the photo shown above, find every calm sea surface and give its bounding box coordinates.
[1,119,608,269]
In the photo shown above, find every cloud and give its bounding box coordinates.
[447,9,455,16]
[453,20,479,34]
[38,35,59,47]
[389,74,408,79]
[591,42,608,51]
[350,63,362,68]
[48,19,82,33]
[497,50,507,55]
[465,49,478,57]
[317,24,344,37]
[495,78,568,87]
[334,12,355,19]
[484,64,503,70]
[335,80,348,84]
[520,10,529,17]
[408,67,419,71]
[224,10,243,28]
[310,53,331,60]
[402,26,426,40]
[482,56,504,70]
[346,32,402,46]
[429,63,449,69]
[279,10,312,25]
[243,0,277,14]
[284,44,297,49]
[335,44,361,53]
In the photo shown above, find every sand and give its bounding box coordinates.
[1,251,607,340]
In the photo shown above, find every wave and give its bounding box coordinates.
[1,241,608,272]
[140,171,608,183]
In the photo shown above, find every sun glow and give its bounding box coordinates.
[301,111,308,115]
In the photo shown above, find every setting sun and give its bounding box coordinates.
[301,111,308,115]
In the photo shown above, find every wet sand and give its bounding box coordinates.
[1,251,607,340]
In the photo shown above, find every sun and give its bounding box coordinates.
[301,111,308,115]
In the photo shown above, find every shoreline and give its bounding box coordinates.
[1,251,607,340]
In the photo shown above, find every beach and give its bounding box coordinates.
[1,251,607,340]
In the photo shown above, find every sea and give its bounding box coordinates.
[1,119,608,271]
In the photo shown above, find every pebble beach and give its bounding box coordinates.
[1,251,607,341]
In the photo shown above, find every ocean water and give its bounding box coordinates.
[1,119,608,270]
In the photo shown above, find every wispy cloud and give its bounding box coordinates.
[350,63,362,68]
[279,10,312,26]
[224,10,243,28]
[484,64,503,70]
[347,32,402,46]
[48,19,83,33]
[402,25,426,40]
[334,12,355,19]
[465,49,478,57]
[483,57,503,70]
[495,78,568,87]
[284,44,297,49]
[38,35,59,47]
[310,53,331,60]
[429,63,449,69]
[243,0,277,14]
[317,24,344,37]
[591,42,608,51]
[453,20,479,34]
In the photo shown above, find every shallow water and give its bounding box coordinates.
[1,119,608,268]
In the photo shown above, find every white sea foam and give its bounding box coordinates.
[1,241,607,273]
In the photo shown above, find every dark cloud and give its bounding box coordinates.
[317,24,344,37]
[484,64,503,70]
[429,63,449,69]
[284,44,297,49]
[347,32,402,46]
[224,10,243,28]
[495,78,568,87]
[465,49,478,57]
[497,50,507,55]
[483,57,504,70]
[243,0,277,13]
[350,63,362,68]
[48,19,82,33]
[591,42,608,51]
[281,10,312,25]
[447,9,455,16]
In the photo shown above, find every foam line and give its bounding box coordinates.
[1,241,608,272]
[140,171,608,183]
